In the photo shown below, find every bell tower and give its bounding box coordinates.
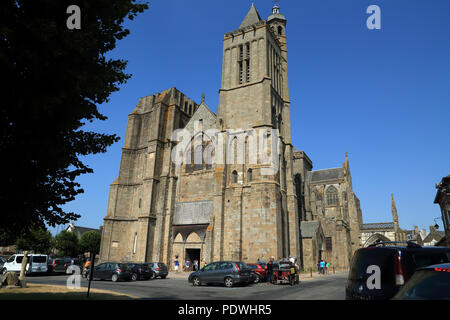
[211,3,301,263]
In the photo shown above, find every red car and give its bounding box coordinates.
[247,263,267,283]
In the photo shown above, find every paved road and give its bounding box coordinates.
[26,272,348,300]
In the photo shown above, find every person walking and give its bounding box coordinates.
[266,257,274,284]
[185,260,190,271]
[319,259,325,275]
[174,256,179,273]
[326,261,331,274]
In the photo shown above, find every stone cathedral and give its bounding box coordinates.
[99,4,404,271]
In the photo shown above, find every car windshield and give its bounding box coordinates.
[393,269,450,300]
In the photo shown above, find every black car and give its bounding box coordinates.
[87,262,132,282]
[346,241,450,300]
[142,262,168,279]
[392,263,450,300]
[47,258,68,274]
[125,263,153,281]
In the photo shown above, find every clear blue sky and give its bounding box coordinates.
[52,0,450,235]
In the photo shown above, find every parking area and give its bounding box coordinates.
[24,271,348,300]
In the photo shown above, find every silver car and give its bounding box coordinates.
[188,261,251,287]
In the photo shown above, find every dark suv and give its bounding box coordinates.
[346,241,450,300]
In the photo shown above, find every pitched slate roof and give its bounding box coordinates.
[240,4,262,28]
[307,168,343,183]
[361,222,395,230]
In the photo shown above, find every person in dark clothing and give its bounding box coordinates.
[266,258,274,284]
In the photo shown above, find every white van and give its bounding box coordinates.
[1,254,48,275]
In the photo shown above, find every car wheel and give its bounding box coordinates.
[131,273,138,281]
[111,273,119,282]
[1,268,7,275]
[224,277,234,288]
[192,276,200,286]
[150,272,156,280]
[254,275,261,284]
[161,275,167,279]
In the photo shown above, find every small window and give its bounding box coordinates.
[189,104,192,114]
[232,170,238,183]
[326,237,333,251]
[248,168,253,182]
[139,198,142,208]
[278,26,283,35]
[133,233,137,254]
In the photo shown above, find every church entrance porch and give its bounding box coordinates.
[185,248,201,271]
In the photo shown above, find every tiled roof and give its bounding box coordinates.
[307,168,343,183]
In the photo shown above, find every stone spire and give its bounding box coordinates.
[392,194,400,231]
[239,3,262,29]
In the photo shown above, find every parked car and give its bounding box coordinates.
[392,263,450,300]
[63,257,82,274]
[142,262,168,279]
[0,257,6,268]
[87,262,132,282]
[247,263,267,283]
[1,254,48,275]
[188,261,251,287]
[124,263,153,281]
[346,241,450,300]
[47,258,67,273]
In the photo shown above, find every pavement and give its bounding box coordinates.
[23,271,349,300]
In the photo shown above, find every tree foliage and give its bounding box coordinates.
[15,227,53,254]
[79,230,101,254]
[0,0,148,244]
[54,230,79,257]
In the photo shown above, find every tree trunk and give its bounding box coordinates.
[18,251,29,287]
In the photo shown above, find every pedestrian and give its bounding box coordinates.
[319,259,325,275]
[174,256,179,272]
[266,257,274,284]
[326,261,331,274]
[185,260,190,271]
[193,259,198,271]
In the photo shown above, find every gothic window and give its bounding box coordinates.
[193,145,203,171]
[204,144,213,170]
[246,42,250,82]
[326,186,338,206]
[232,170,238,184]
[184,101,188,113]
[248,168,253,182]
[238,45,244,84]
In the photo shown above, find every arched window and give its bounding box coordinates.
[326,186,338,206]
[204,144,213,170]
[232,170,238,184]
[278,26,283,36]
[193,145,203,171]
[248,168,253,182]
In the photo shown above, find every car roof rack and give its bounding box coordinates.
[368,241,422,248]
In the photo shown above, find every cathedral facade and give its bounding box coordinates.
[99,4,368,270]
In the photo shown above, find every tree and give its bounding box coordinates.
[79,231,101,254]
[54,230,79,257]
[0,0,148,245]
[15,227,53,254]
